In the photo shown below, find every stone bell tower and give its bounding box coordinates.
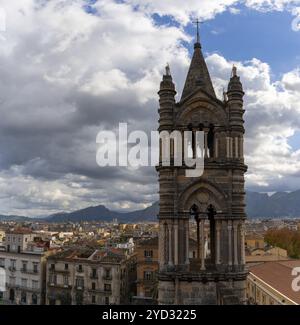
[157,27,248,305]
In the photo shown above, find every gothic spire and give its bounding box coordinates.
[180,22,216,101]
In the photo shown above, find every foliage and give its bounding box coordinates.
[264,228,300,258]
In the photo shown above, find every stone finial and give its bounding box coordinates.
[165,63,171,76]
[232,65,237,77]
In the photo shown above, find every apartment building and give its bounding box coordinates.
[0,229,51,305]
[134,236,198,304]
[46,246,135,305]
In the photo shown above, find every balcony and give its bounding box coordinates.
[90,274,98,279]
[8,266,16,272]
[21,268,38,275]
[48,282,56,287]
[75,286,84,291]
[47,282,71,289]
[88,288,112,295]
[76,267,84,273]
[18,285,40,293]
[52,269,70,274]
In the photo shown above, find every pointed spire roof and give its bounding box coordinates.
[181,34,216,101]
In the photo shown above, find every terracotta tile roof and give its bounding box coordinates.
[137,236,158,247]
[249,260,300,304]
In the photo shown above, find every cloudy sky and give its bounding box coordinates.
[0,0,300,216]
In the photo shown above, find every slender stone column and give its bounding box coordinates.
[200,219,206,270]
[174,222,178,265]
[204,132,208,158]
[226,137,230,158]
[168,223,173,266]
[235,137,239,158]
[215,221,221,265]
[228,220,233,267]
[233,221,238,266]
[159,223,165,269]
[185,222,190,265]
[240,223,246,266]
[240,137,244,157]
[215,137,219,158]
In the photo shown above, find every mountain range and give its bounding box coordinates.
[1,191,300,223]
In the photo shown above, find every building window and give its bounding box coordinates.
[76,277,84,289]
[32,294,38,305]
[32,281,38,291]
[21,278,27,288]
[92,268,97,278]
[49,274,57,285]
[92,282,96,290]
[92,295,96,304]
[33,263,38,273]
[63,276,69,286]
[75,292,83,305]
[105,297,109,305]
[262,294,266,304]
[144,271,153,281]
[104,268,111,279]
[104,284,111,292]
[22,261,27,272]
[50,264,55,271]
[77,264,83,272]
[21,291,27,304]
[144,250,153,258]
[0,258,4,268]
[64,264,68,270]
[10,259,16,269]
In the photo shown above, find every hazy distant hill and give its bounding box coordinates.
[2,191,300,223]
[0,215,31,222]
[45,190,300,222]
[246,190,300,218]
[45,201,159,223]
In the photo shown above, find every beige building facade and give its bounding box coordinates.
[0,229,50,305]
[46,247,135,305]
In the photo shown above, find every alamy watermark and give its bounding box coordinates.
[292,267,300,292]
[96,123,205,177]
